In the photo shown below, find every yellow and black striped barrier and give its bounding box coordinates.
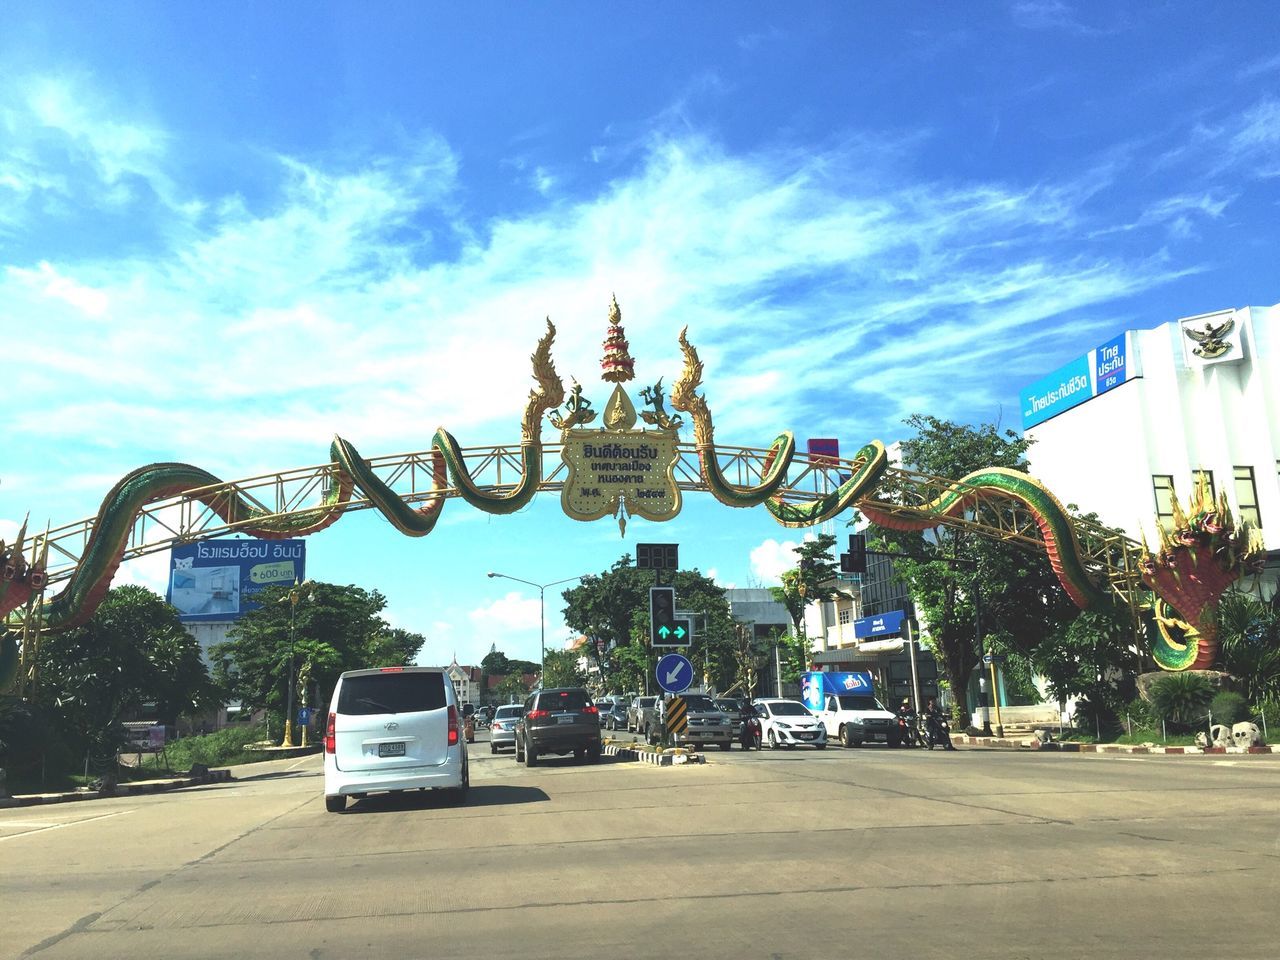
[666,695,688,737]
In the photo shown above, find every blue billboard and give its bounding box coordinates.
[1019,354,1092,429]
[1095,332,1127,395]
[853,609,905,639]
[801,671,874,711]
[167,539,306,623]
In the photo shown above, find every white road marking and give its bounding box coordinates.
[0,808,133,842]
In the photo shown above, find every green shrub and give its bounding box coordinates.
[143,723,268,772]
[1254,695,1280,731]
[1209,690,1249,726]
[1148,672,1215,730]
[1123,697,1155,732]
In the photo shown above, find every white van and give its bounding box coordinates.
[323,666,469,812]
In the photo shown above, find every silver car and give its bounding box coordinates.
[488,703,524,754]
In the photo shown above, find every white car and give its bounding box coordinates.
[323,666,469,812]
[753,698,828,749]
[489,703,524,753]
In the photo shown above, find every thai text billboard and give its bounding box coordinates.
[1020,331,1136,429]
[167,539,306,623]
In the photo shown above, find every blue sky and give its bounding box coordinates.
[3,2,1278,668]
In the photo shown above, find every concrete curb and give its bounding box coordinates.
[603,744,706,766]
[953,735,1279,755]
[2,769,234,807]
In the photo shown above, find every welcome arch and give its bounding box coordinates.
[1,301,1264,692]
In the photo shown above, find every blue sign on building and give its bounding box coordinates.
[167,538,306,623]
[853,609,905,639]
[1019,353,1093,429]
[1095,332,1127,395]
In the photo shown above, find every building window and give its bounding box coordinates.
[838,609,851,625]
[1192,469,1215,503]
[1152,475,1177,530]
[1234,466,1261,527]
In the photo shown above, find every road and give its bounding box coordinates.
[4,737,1279,959]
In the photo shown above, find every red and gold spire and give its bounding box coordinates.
[600,294,635,383]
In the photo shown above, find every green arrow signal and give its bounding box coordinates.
[674,626,686,639]
[658,625,670,638]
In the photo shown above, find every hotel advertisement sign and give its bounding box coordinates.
[167,539,306,623]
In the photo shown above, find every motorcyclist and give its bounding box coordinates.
[896,698,917,748]
[738,701,760,750]
[924,697,955,750]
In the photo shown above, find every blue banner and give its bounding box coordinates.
[801,671,874,711]
[167,538,306,623]
[1019,354,1092,429]
[853,609,905,639]
[1095,332,1127,395]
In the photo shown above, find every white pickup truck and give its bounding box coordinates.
[802,671,900,747]
[816,692,900,746]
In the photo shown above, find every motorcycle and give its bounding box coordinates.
[738,714,762,750]
[896,712,926,748]
[923,713,953,750]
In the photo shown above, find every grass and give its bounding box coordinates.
[137,723,271,773]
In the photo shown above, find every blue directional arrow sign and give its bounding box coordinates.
[656,653,694,694]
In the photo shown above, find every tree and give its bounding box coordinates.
[34,585,219,764]
[562,555,737,693]
[1216,590,1280,704]
[212,582,424,721]
[1030,600,1138,727]
[541,649,587,688]
[481,650,512,676]
[495,672,529,703]
[869,414,1081,716]
[770,534,839,682]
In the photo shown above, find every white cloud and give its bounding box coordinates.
[749,537,801,585]
[469,592,542,631]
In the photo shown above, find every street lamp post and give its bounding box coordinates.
[486,572,590,681]
[279,579,314,748]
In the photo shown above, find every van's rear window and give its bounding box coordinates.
[337,673,447,715]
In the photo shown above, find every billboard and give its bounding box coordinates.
[1020,331,1138,429]
[167,539,306,623]
[801,671,874,711]
[853,609,905,639]
[806,438,840,465]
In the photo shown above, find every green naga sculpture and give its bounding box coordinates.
[0,301,1266,692]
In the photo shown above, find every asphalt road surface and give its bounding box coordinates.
[5,737,1279,960]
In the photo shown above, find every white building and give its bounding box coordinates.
[1021,302,1280,599]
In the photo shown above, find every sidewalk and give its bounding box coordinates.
[954,734,1280,755]
[0,767,235,809]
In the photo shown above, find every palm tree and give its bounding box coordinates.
[1216,591,1280,704]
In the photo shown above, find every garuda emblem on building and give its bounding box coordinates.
[1184,316,1234,359]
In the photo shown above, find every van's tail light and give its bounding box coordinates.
[582,705,599,716]
[325,712,336,754]
[525,709,550,720]
[447,704,459,745]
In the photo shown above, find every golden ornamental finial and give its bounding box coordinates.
[600,294,635,383]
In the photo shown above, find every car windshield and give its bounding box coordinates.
[682,695,717,711]
[767,701,813,716]
[336,673,446,715]
[495,706,522,719]
[836,696,882,711]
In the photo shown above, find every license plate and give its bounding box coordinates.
[799,732,815,739]
[557,714,576,724]
[378,742,406,757]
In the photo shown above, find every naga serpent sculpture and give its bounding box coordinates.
[0,313,1264,691]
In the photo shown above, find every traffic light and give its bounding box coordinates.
[637,543,679,570]
[649,586,678,646]
[840,533,867,574]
